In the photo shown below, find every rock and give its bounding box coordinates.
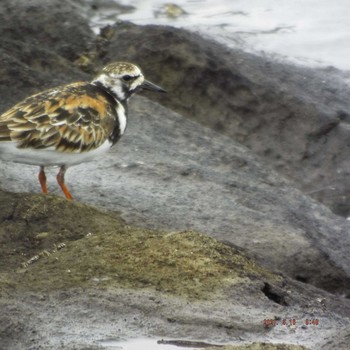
[206,345,309,350]
[0,0,93,110]
[0,97,349,349]
[22,95,349,297]
[3,92,350,297]
[0,0,93,61]
[1,1,350,349]
[0,193,349,350]
[99,22,350,217]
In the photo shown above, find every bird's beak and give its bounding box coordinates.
[141,80,167,93]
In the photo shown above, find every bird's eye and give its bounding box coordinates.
[122,75,133,81]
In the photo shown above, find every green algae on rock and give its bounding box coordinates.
[0,191,278,298]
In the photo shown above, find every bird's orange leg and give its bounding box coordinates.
[56,165,73,200]
[38,166,48,194]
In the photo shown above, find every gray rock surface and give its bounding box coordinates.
[100,22,350,217]
[3,95,350,295]
[0,0,92,110]
[1,285,350,350]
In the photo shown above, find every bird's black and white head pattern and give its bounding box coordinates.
[92,62,145,102]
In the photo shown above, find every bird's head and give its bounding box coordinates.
[92,62,166,101]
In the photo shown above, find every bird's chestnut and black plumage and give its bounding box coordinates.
[0,62,166,199]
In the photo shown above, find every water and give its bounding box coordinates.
[97,338,209,349]
[89,0,350,72]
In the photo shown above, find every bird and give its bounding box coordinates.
[0,62,166,200]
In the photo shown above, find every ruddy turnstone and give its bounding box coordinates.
[0,62,165,199]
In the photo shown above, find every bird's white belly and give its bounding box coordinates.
[0,140,112,167]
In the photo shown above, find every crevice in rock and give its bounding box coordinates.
[261,283,288,306]
[295,275,308,283]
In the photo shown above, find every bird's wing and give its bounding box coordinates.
[0,82,116,152]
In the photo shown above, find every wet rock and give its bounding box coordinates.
[100,22,350,217]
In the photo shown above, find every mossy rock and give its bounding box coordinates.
[0,191,279,298]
